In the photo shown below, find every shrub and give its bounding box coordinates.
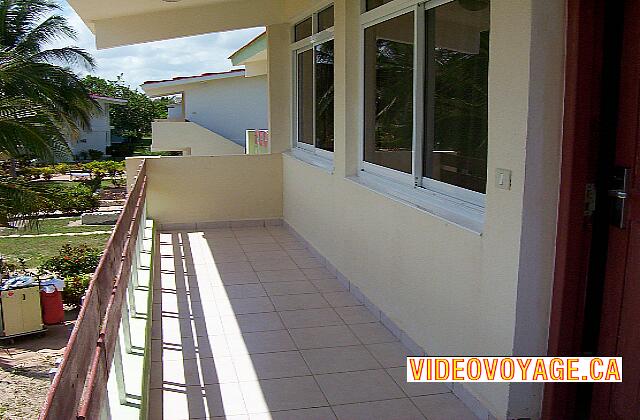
[87,149,104,161]
[54,163,70,175]
[40,244,101,278]
[62,274,91,306]
[42,183,99,214]
[39,166,55,180]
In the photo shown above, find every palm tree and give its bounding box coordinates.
[0,0,98,225]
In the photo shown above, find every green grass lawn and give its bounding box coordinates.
[0,233,111,268]
[0,217,112,236]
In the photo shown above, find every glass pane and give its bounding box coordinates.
[315,40,334,152]
[423,0,490,194]
[294,17,312,41]
[363,12,414,174]
[318,5,334,32]
[365,0,393,12]
[297,49,314,145]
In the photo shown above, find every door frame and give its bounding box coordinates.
[543,0,606,418]
[544,0,625,418]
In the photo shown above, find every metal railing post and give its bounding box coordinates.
[113,336,127,405]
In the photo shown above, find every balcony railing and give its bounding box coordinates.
[40,160,150,420]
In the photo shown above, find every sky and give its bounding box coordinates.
[56,1,264,90]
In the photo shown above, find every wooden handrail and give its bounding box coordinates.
[40,160,148,420]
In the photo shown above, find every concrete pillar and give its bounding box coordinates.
[333,0,361,178]
[266,24,292,154]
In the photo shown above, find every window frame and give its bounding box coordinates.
[358,0,488,210]
[291,4,336,163]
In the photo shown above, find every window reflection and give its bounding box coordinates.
[297,49,314,145]
[315,41,334,152]
[424,1,490,193]
[363,12,414,174]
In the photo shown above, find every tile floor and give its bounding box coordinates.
[149,225,478,420]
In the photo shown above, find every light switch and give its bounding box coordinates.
[495,168,512,190]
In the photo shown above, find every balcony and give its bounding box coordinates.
[40,154,478,419]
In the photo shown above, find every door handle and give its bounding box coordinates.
[609,167,631,229]
[608,190,628,199]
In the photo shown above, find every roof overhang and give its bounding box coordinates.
[229,31,267,66]
[141,70,246,97]
[67,0,287,49]
[90,94,128,105]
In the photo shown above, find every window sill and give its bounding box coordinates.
[348,170,485,235]
[287,147,334,173]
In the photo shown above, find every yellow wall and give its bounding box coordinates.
[126,154,283,224]
[279,0,566,418]
[151,121,245,156]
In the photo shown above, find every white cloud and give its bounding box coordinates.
[56,1,264,90]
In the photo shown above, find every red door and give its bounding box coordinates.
[591,1,640,417]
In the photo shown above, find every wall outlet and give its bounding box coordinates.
[495,168,512,190]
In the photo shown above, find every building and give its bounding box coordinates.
[141,33,268,156]
[67,94,127,159]
[42,1,639,420]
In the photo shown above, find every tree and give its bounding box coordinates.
[0,0,98,225]
[82,74,174,139]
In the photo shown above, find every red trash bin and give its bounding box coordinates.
[40,288,64,325]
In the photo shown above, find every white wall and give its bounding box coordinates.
[151,121,245,156]
[69,101,111,156]
[183,75,268,146]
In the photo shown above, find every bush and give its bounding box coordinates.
[40,244,101,278]
[39,166,55,180]
[62,274,91,306]
[87,149,104,161]
[54,163,70,175]
[43,183,100,214]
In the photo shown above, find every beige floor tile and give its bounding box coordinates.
[241,243,285,252]
[202,383,248,417]
[279,241,307,250]
[293,257,325,269]
[209,252,248,263]
[386,367,450,397]
[332,398,425,420]
[246,250,290,261]
[301,345,381,374]
[322,292,362,308]
[249,407,336,420]
[335,306,379,324]
[302,268,336,280]
[218,271,260,285]
[222,312,285,335]
[411,393,477,420]
[349,323,398,344]
[251,258,299,271]
[216,297,275,316]
[257,269,307,283]
[199,356,239,384]
[262,280,318,296]
[214,284,266,299]
[289,325,360,350]
[366,342,412,368]
[279,308,343,329]
[191,316,225,336]
[233,351,311,381]
[285,249,316,259]
[237,236,278,245]
[240,376,328,413]
[316,369,404,405]
[197,334,232,358]
[310,278,348,293]
[271,293,330,311]
[227,330,298,354]
[216,261,255,274]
